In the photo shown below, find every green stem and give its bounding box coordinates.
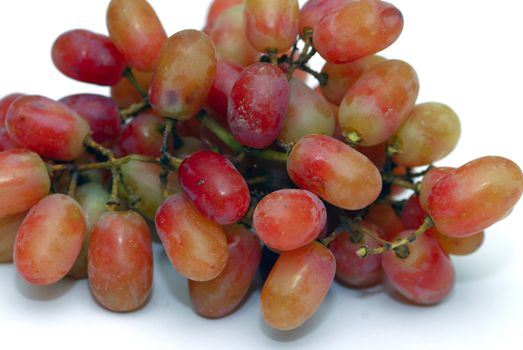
[123,67,147,99]
[120,99,150,120]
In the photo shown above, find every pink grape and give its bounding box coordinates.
[299,0,354,36]
[0,212,27,263]
[0,149,50,219]
[149,30,217,120]
[243,0,299,53]
[206,0,243,27]
[107,0,167,72]
[0,128,20,151]
[382,231,455,305]
[14,194,86,285]
[260,241,335,330]
[6,95,91,161]
[114,110,166,157]
[188,224,261,318]
[313,0,403,63]
[52,29,125,86]
[60,94,121,144]
[88,210,153,312]
[428,156,523,237]
[178,150,250,225]
[0,93,24,126]
[338,59,419,146]
[366,203,404,240]
[418,167,454,212]
[155,193,228,281]
[253,189,327,251]
[287,134,382,210]
[206,60,243,118]
[228,62,290,148]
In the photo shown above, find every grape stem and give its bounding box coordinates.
[297,65,328,86]
[120,99,150,120]
[196,111,289,163]
[159,119,175,197]
[286,28,315,80]
[356,217,434,258]
[67,172,78,197]
[382,174,420,192]
[123,68,148,99]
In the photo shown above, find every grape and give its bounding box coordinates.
[399,196,427,231]
[253,189,327,251]
[366,203,404,240]
[206,0,243,28]
[121,160,181,220]
[107,0,167,72]
[287,134,382,210]
[14,194,86,285]
[329,223,383,287]
[68,183,110,279]
[428,156,523,237]
[429,230,485,256]
[208,6,261,68]
[206,60,243,118]
[88,210,153,312]
[418,167,454,212]
[114,110,165,157]
[149,30,217,120]
[111,70,152,108]
[313,0,403,63]
[5,95,91,161]
[155,193,228,281]
[60,94,121,144]
[0,128,20,151]
[338,59,419,146]
[0,93,24,126]
[0,212,26,263]
[51,29,125,86]
[260,241,335,330]
[320,55,385,105]
[173,137,206,159]
[0,149,50,219]
[178,150,250,225]
[391,103,461,167]
[243,0,299,53]
[228,62,290,148]
[279,78,335,145]
[355,143,387,170]
[299,0,354,36]
[188,224,261,318]
[382,231,455,305]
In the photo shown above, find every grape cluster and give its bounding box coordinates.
[0,0,522,332]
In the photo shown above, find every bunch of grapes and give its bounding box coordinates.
[1,0,522,332]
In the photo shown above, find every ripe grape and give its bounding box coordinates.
[287,134,382,210]
[68,183,110,279]
[0,212,26,263]
[418,167,454,212]
[329,222,383,287]
[178,150,250,225]
[382,231,455,305]
[391,103,461,167]
[366,203,404,240]
[60,94,121,144]
[253,189,327,251]
[0,93,24,126]
[188,224,261,318]
[228,62,290,148]
[260,241,335,330]
[207,6,261,67]
[429,230,485,256]
[107,0,167,72]
[428,156,523,237]
[51,29,125,86]
[0,149,50,219]
[338,59,419,146]
[279,78,335,145]
[0,129,20,151]
[114,110,165,157]
[355,143,387,170]
[173,137,206,159]
[206,60,243,118]
[88,210,153,312]
[243,0,299,53]
[155,193,228,281]
[206,0,243,27]
[5,95,91,161]
[149,30,217,120]
[314,0,403,63]
[320,55,385,105]
[299,0,354,36]
[111,70,152,108]
[14,194,86,285]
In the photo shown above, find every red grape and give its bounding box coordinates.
[0,93,24,126]
[0,212,26,263]
[299,0,354,36]
[228,62,289,148]
[206,60,243,118]
[107,0,167,72]
[14,194,86,285]
[206,0,243,28]
[366,203,404,240]
[253,189,326,251]
[88,210,153,311]
[418,167,454,212]
[287,134,382,210]
[0,128,20,151]
[179,150,250,225]
[114,110,165,157]
[155,193,228,281]
[52,29,125,86]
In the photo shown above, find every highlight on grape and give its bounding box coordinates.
[1,0,522,331]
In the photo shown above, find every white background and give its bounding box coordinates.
[1,1,523,349]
